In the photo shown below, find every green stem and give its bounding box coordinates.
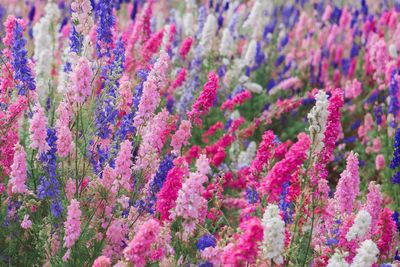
[302,191,316,267]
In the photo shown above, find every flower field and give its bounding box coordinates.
[0,0,400,266]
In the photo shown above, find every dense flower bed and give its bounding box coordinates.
[0,0,399,266]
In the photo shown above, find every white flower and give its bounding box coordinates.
[307,90,329,152]
[243,1,263,30]
[327,250,349,267]
[244,82,263,94]
[243,40,257,67]
[388,43,398,59]
[260,204,285,265]
[161,25,171,51]
[183,13,194,36]
[350,240,379,267]
[219,28,234,57]
[200,14,218,55]
[33,2,60,96]
[237,141,257,169]
[346,210,371,241]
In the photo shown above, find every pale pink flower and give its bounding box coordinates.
[21,214,32,229]
[29,104,50,154]
[57,126,74,157]
[123,219,160,267]
[170,120,191,153]
[8,143,28,194]
[375,154,385,171]
[334,152,360,214]
[134,52,169,128]
[92,256,111,267]
[71,0,94,36]
[70,57,93,104]
[115,140,133,191]
[365,182,382,232]
[65,178,76,201]
[64,199,82,249]
[118,76,133,114]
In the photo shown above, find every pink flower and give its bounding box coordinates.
[63,199,81,249]
[375,154,385,171]
[313,88,344,185]
[115,140,133,191]
[156,157,188,221]
[71,0,94,36]
[169,68,187,93]
[142,29,164,62]
[374,208,397,260]
[334,152,360,214]
[202,122,223,143]
[344,79,362,99]
[103,219,128,258]
[221,90,252,111]
[92,256,111,267]
[65,178,76,201]
[262,133,310,202]
[134,52,169,128]
[188,72,219,125]
[123,219,160,267]
[21,214,32,229]
[250,130,275,174]
[179,36,193,60]
[8,143,28,194]
[221,217,264,266]
[320,88,344,164]
[171,156,210,235]
[55,101,73,127]
[196,154,211,175]
[135,109,170,175]
[57,126,74,158]
[365,182,382,233]
[170,120,191,153]
[118,76,133,114]
[70,57,93,104]
[29,104,49,154]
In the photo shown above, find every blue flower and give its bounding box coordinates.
[196,234,216,251]
[37,128,62,217]
[130,0,138,20]
[326,238,339,246]
[329,6,342,25]
[28,6,36,22]
[96,0,115,57]
[390,128,400,170]
[136,154,176,214]
[392,171,400,184]
[198,262,213,267]
[392,211,399,231]
[343,136,356,144]
[70,26,83,54]
[279,181,293,223]
[388,70,399,128]
[95,39,125,140]
[11,21,36,95]
[351,119,361,130]
[246,187,259,204]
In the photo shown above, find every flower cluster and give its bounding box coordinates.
[0,1,399,266]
